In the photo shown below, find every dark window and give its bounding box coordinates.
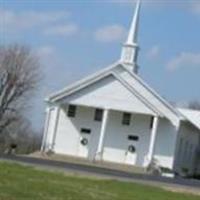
[67,105,77,118]
[128,135,139,141]
[122,113,131,125]
[81,128,91,134]
[150,116,154,129]
[94,109,103,122]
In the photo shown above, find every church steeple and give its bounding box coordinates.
[120,0,141,73]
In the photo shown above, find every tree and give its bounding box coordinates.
[0,44,40,133]
[0,116,42,154]
[188,101,200,111]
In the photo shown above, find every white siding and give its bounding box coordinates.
[174,122,200,175]
[47,104,181,168]
[114,66,180,126]
[54,106,102,159]
[103,111,151,167]
[153,118,177,169]
[44,107,57,151]
[59,75,155,116]
[52,105,152,167]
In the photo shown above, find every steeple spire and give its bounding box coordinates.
[120,0,141,73]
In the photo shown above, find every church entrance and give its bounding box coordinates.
[125,135,139,165]
[78,128,91,158]
[77,127,100,159]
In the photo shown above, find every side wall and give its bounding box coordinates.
[174,122,200,175]
[154,118,178,169]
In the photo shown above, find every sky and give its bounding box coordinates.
[0,0,200,131]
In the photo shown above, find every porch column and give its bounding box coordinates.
[41,107,51,152]
[96,108,110,160]
[147,116,159,165]
[50,106,60,151]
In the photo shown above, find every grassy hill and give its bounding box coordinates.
[0,162,199,200]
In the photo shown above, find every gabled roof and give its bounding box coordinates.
[47,61,120,102]
[178,108,200,131]
[119,64,183,119]
[46,61,185,126]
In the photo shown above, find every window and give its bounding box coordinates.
[81,128,91,134]
[128,135,139,141]
[94,109,103,122]
[122,113,131,125]
[67,105,77,117]
[149,116,154,129]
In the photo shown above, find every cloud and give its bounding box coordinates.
[0,9,79,39]
[167,52,200,71]
[0,9,70,32]
[111,0,200,10]
[43,24,78,37]
[190,2,200,15]
[94,24,127,43]
[110,0,169,7]
[36,46,55,59]
[109,0,135,5]
[147,45,160,60]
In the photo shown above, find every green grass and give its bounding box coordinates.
[0,162,199,200]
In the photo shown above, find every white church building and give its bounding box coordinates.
[41,0,200,176]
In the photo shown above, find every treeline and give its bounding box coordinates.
[0,117,42,154]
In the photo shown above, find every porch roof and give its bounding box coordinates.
[178,108,200,131]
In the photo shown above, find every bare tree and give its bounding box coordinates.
[188,101,200,111]
[0,45,40,133]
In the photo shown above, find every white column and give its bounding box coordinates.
[41,107,51,152]
[172,121,181,171]
[147,116,159,164]
[50,106,60,151]
[96,109,109,159]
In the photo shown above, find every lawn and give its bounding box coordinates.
[0,162,199,200]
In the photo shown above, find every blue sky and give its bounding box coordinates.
[1,0,200,131]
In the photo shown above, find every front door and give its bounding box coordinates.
[78,128,91,158]
[125,135,139,165]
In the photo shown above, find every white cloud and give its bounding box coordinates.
[36,46,55,59]
[167,52,200,71]
[110,0,168,7]
[190,2,200,15]
[109,0,135,5]
[0,9,69,31]
[111,0,200,10]
[0,9,79,39]
[147,45,160,60]
[94,24,127,43]
[44,24,78,37]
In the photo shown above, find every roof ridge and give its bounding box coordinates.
[112,71,163,116]
[120,63,184,119]
[47,61,120,102]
